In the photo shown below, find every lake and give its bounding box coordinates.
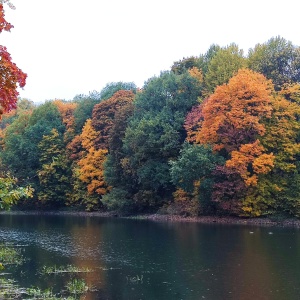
[0,214,299,299]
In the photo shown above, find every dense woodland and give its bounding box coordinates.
[1,6,300,218]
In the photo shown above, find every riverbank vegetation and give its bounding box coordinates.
[1,4,300,218]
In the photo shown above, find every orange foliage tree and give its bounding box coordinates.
[192,69,277,215]
[196,68,273,152]
[77,146,109,196]
[72,119,110,209]
[53,100,77,134]
[226,140,274,186]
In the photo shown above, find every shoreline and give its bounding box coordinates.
[1,210,300,228]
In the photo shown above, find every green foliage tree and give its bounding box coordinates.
[170,143,224,193]
[171,56,201,75]
[0,102,65,191]
[119,71,202,210]
[103,100,135,210]
[99,82,137,101]
[248,36,300,90]
[0,36,300,217]
[0,174,33,210]
[204,43,246,93]
[37,129,71,207]
[0,98,34,130]
[197,44,221,75]
[256,94,300,216]
[73,97,99,135]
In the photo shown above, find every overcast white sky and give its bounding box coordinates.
[1,0,300,103]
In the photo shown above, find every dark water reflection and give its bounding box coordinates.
[0,214,299,299]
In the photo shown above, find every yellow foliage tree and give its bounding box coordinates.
[73,119,110,209]
[77,147,109,196]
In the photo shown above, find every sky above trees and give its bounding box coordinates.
[2,0,300,103]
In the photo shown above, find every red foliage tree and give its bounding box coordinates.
[91,90,135,149]
[212,165,247,214]
[0,4,26,114]
[184,102,204,143]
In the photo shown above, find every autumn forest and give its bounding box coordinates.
[1,6,300,218]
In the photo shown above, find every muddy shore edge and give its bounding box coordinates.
[1,210,300,228]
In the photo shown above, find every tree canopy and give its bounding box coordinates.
[0,35,300,217]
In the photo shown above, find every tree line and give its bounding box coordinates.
[2,4,299,300]
[1,25,300,216]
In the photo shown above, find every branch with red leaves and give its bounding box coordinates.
[0,4,26,114]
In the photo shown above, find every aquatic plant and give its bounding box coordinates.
[0,279,77,299]
[0,244,88,299]
[66,278,88,295]
[26,287,60,299]
[41,264,92,275]
[0,278,26,298]
[0,244,24,266]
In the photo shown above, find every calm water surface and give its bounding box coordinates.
[0,214,299,300]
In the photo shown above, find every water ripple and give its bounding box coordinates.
[0,228,133,264]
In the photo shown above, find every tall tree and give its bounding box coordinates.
[37,129,71,207]
[257,94,300,216]
[119,71,202,209]
[74,119,110,210]
[194,69,275,215]
[102,100,135,211]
